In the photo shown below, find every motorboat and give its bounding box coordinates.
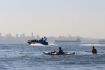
[27,37,48,46]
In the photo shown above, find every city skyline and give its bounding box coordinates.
[0,0,105,38]
[0,32,103,44]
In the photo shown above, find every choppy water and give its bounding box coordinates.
[0,44,105,70]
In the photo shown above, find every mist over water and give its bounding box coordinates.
[0,44,105,70]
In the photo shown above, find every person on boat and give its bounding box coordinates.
[57,47,64,55]
[92,46,97,54]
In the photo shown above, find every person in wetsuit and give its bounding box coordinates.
[92,46,97,54]
[58,47,64,55]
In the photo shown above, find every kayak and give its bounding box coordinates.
[43,52,75,55]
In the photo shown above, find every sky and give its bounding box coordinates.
[0,0,105,38]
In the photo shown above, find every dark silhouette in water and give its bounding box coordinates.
[92,46,97,54]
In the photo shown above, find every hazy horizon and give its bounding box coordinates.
[0,0,105,38]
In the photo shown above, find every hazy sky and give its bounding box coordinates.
[0,0,105,38]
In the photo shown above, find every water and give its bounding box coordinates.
[0,44,105,70]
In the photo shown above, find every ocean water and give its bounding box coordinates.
[0,44,105,70]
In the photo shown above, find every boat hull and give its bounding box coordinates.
[43,52,75,55]
[29,43,57,47]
